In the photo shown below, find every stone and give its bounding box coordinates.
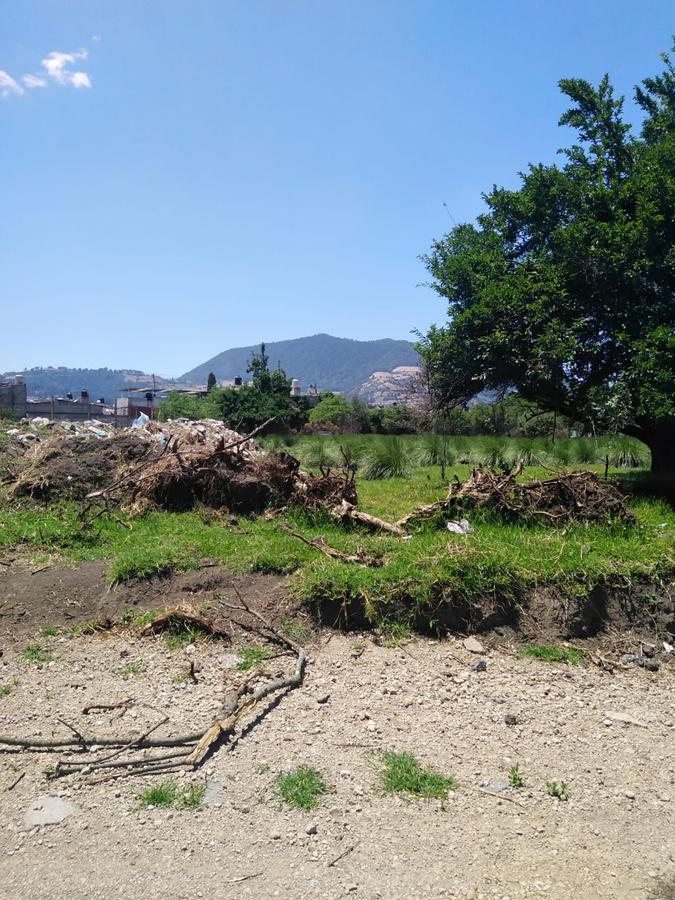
[463,637,485,654]
[269,830,282,840]
[642,644,656,658]
[484,779,510,793]
[316,693,330,704]
[306,822,318,835]
[23,796,77,827]
[504,714,518,726]
[470,658,488,672]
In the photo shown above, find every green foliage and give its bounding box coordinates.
[119,661,142,679]
[420,47,675,472]
[276,765,328,811]
[377,751,457,799]
[136,781,205,809]
[206,372,217,392]
[508,764,525,788]
[546,780,569,800]
[22,644,52,663]
[236,646,269,670]
[0,684,11,698]
[519,645,583,665]
[363,436,411,479]
[308,393,353,428]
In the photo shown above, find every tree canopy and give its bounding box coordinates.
[418,45,675,472]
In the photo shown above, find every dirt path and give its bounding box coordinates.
[1,620,674,899]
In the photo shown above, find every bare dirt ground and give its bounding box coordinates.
[0,566,674,899]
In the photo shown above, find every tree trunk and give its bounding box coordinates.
[635,420,675,475]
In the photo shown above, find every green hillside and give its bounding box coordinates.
[179,334,419,395]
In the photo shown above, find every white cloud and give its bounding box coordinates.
[91,34,102,43]
[0,70,24,98]
[41,49,91,88]
[23,74,47,89]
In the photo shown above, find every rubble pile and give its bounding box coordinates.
[2,417,356,515]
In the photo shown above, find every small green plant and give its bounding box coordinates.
[508,763,525,788]
[377,751,457,800]
[257,763,271,774]
[178,783,206,808]
[546,780,569,800]
[170,671,188,684]
[0,684,11,698]
[137,781,179,808]
[279,617,306,641]
[39,625,60,638]
[276,765,328,811]
[519,645,582,665]
[363,436,410,480]
[22,644,52,664]
[379,620,411,647]
[119,661,142,679]
[237,646,270,670]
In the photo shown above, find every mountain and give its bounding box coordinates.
[180,334,419,396]
[357,366,423,406]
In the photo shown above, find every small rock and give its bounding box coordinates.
[504,714,518,726]
[642,644,656,658]
[484,779,510,793]
[463,637,485,654]
[470,658,488,672]
[306,822,318,835]
[269,830,282,840]
[23,796,77,827]
[316,694,330,705]
[624,790,636,800]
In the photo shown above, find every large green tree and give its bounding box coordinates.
[419,47,675,472]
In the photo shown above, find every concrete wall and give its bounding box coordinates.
[0,381,27,419]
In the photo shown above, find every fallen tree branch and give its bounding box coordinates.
[140,609,230,640]
[330,500,405,536]
[278,523,384,567]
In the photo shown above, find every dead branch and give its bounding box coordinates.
[278,523,384,567]
[330,499,405,536]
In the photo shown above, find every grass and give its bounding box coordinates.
[519,645,583,665]
[0,436,672,634]
[137,780,205,809]
[546,780,569,800]
[0,684,11,698]
[237,646,270,670]
[276,765,328,811]
[377,751,457,800]
[39,625,60,638]
[508,763,525,788]
[119,661,142,679]
[22,644,52,663]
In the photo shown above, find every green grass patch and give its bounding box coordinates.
[377,751,457,800]
[0,684,11,698]
[237,646,270,670]
[22,644,52,664]
[136,780,205,809]
[276,765,328,811]
[546,780,569,800]
[119,661,142,679]
[519,645,583,665]
[508,763,525,788]
[39,626,60,638]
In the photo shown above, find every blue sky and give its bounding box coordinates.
[2,1,672,377]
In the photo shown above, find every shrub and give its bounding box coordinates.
[363,436,410,480]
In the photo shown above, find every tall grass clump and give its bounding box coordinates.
[363,436,411,480]
[305,438,338,472]
[574,437,598,464]
[606,436,649,469]
[420,434,456,470]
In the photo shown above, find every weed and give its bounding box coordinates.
[0,684,11,698]
[257,763,271,774]
[178,784,206,808]
[276,765,328,811]
[22,644,52,664]
[39,626,60,638]
[546,780,569,800]
[137,781,178,809]
[363,436,410,480]
[508,763,525,788]
[379,620,411,647]
[279,617,306,641]
[170,672,188,684]
[377,751,457,800]
[119,661,142,679]
[237,646,269,670]
[519,645,583,665]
